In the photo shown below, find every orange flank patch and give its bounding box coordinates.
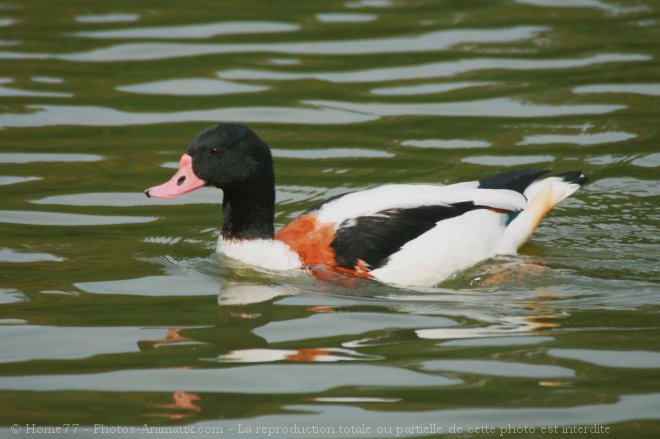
[275,214,373,280]
[275,214,336,266]
[306,306,337,313]
[285,348,332,362]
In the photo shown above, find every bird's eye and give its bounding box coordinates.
[210,147,219,156]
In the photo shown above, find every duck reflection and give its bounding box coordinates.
[135,282,289,355]
[145,391,201,420]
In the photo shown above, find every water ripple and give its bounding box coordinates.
[0,152,102,163]
[0,18,16,27]
[372,81,496,96]
[186,394,660,437]
[273,148,392,159]
[548,349,660,368]
[402,139,490,149]
[55,26,545,62]
[0,104,376,128]
[518,131,637,146]
[517,0,631,13]
[0,210,157,226]
[0,325,166,362]
[573,83,660,96]
[422,359,575,378]
[76,273,218,297]
[316,13,377,23]
[0,176,40,186]
[441,336,554,347]
[219,53,648,83]
[0,79,71,98]
[308,98,624,118]
[0,247,63,263]
[0,364,458,392]
[33,190,220,206]
[73,21,300,40]
[254,312,456,343]
[116,78,269,96]
[74,13,140,24]
[631,153,660,168]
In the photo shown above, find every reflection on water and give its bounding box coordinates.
[219,53,648,83]
[194,394,660,437]
[55,26,545,62]
[1,0,659,435]
[146,391,201,420]
[217,347,380,363]
[316,13,377,23]
[0,364,458,393]
[309,98,623,118]
[516,0,625,12]
[30,76,63,84]
[401,139,490,149]
[346,0,393,8]
[0,210,158,226]
[273,148,393,159]
[74,13,140,24]
[0,79,71,98]
[76,273,219,296]
[573,83,660,96]
[253,312,456,343]
[371,81,496,96]
[0,325,166,363]
[116,78,269,96]
[0,104,377,127]
[0,248,62,263]
[461,155,555,166]
[32,190,221,206]
[631,153,660,168]
[518,131,637,146]
[548,349,660,368]
[73,21,300,39]
[0,152,102,163]
[0,176,40,186]
[421,359,574,378]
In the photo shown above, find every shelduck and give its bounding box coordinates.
[145,124,587,287]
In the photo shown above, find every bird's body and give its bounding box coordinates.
[146,124,587,287]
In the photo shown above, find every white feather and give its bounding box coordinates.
[371,209,505,287]
[315,183,526,224]
[217,237,302,271]
[524,176,582,202]
[496,175,584,254]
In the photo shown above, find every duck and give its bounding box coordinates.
[145,124,587,287]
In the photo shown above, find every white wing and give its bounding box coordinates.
[315,183,526,224]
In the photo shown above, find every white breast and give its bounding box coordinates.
[217,237,302,272]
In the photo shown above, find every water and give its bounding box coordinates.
[1,0,659,437]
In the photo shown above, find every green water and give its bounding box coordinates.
[1,0,659,437]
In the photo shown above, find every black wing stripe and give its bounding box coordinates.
[478,169,549,194]
[331,202,476,270]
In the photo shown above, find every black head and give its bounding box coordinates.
[145,124,276,239]
[186,124,274,190]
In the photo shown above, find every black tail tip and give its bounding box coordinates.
[556,170,588,186]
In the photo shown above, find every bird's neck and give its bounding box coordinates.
[221,179,275,240]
